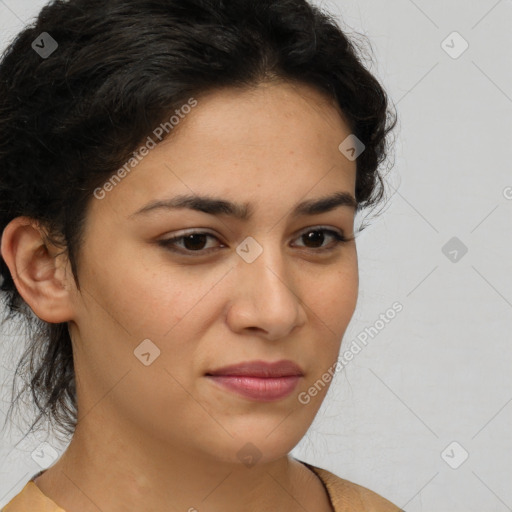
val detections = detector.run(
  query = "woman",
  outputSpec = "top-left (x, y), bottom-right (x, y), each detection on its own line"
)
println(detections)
top-left (0, 0), bottom-right (400, 510)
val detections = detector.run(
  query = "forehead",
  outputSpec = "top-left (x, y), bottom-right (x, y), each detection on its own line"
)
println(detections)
top-left (89, 81), bottom-right (357, 223)
top-left (181, 80), bottom-right (352, 148)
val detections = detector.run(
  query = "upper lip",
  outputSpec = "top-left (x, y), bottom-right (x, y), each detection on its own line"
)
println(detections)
top-left (206, 360), bottom-right (304, 378)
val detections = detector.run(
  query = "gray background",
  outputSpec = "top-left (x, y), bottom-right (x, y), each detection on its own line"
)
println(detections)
top-left (1, 1), bottom-right (511, 510)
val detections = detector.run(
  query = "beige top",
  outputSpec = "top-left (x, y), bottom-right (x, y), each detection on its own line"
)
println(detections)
top-left (304, 462), bottom-right (403, 511)
top-left (1, 461), bottom-right (403, 512)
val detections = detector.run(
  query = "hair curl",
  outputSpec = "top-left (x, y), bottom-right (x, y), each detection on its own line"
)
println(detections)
top-left (0, 0), bottom-right (397, 442)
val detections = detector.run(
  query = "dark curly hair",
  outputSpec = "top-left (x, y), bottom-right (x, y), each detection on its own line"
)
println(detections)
top-left (0, 0), bottom-right (397, 442)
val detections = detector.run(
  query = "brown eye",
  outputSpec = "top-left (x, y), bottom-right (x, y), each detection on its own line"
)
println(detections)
top-left (158, 231), bottom-right (222, 255)
top-left (178, 233), bottom-right (210, 251)
top-left (293, 228), bottom-right (348, 251)
top-left (301, 230), bottom-right (326, 248)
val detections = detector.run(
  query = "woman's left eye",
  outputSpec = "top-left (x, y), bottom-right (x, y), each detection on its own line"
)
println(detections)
top-left (158, 227), bottom-right (349, 256)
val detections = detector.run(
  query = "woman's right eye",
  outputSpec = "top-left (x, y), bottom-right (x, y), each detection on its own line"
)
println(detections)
top-left (158, 231), bottom-right (222, 256)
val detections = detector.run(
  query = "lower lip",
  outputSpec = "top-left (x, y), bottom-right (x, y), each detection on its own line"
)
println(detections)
top-left (206, 375), bottom-right (302, 401)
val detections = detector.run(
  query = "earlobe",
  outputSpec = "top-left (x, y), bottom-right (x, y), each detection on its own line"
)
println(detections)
top-left (0, 216), bottom-right (76, 323)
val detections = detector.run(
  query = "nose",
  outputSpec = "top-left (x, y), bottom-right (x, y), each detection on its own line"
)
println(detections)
top-left (225, 241), bottom-right (307, 341)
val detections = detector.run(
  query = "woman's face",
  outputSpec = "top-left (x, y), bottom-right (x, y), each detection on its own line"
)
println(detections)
top-left (68, 81), bottom-right (358, 465)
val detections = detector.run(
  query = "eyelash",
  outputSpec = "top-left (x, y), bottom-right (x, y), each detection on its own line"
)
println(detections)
top-left (158, 227), bottom-right (350, 257)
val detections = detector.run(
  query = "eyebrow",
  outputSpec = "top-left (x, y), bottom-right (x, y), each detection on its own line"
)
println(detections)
top-left (130, 191), bottom-right (358, 220)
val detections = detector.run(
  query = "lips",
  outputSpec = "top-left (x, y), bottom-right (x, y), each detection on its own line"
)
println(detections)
top-left (205, 359), bottom-right (304, 378)
top-left (205, 360), bottom-right (304, 402)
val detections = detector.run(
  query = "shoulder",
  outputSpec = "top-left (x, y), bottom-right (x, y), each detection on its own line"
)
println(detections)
top-left (1, 480), bottom-right (65, 512)
top-left (301, 461), bottom-right (404, 512)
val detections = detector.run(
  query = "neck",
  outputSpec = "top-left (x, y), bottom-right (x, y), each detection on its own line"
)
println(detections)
top-left (32, 415), bottom-right (328, 512)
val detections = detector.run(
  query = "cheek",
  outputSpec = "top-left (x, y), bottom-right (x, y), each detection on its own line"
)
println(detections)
top-left (308, 259), bottom-right (358, 325)
top-left (76, 256), bottom-right (224, 384)
top-left (78, 247), bottom-right (181, 337)
top-left (304, 260), bottom-right (359, 367)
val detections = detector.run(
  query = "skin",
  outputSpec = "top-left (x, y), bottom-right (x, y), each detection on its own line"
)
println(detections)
top-left (1, 80), bottom-right (358, 512)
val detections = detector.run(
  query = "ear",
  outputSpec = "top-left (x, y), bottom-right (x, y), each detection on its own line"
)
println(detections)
top-left (1, 217), bottom-right (76, 323)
